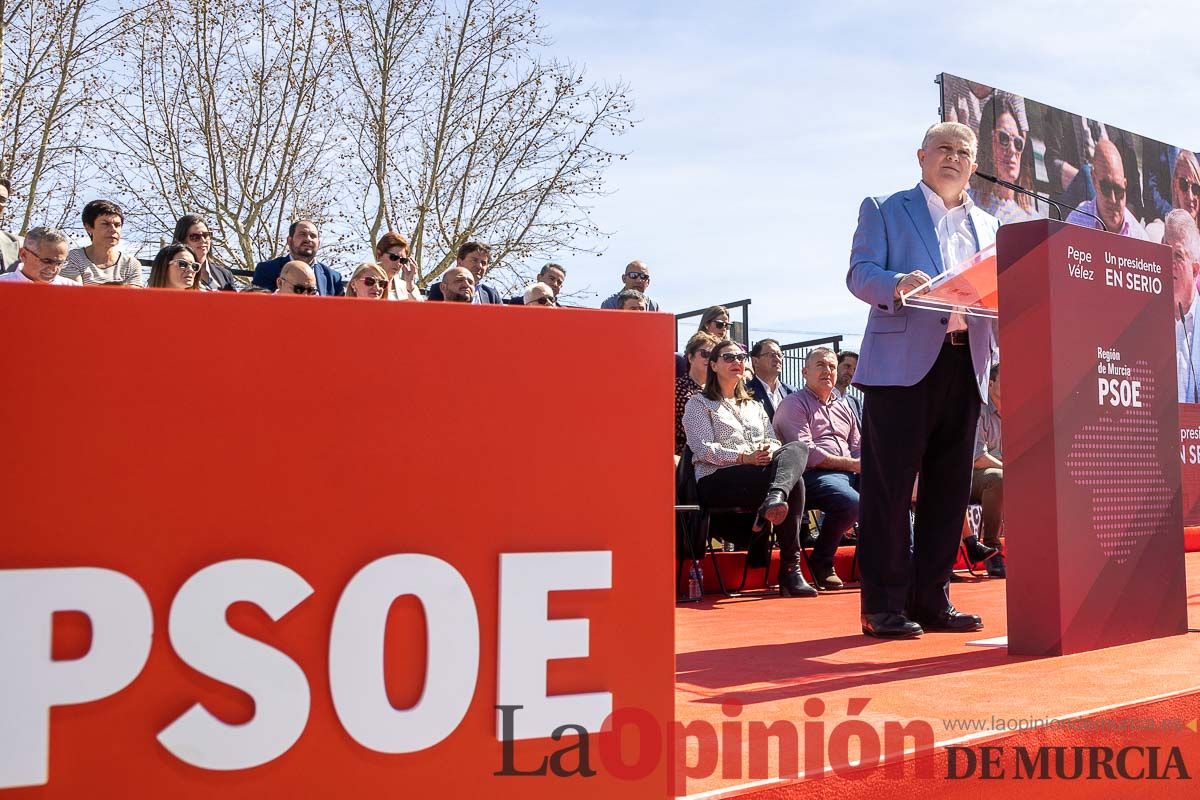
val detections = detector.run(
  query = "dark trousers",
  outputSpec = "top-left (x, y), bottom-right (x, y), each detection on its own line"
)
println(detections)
top-left (858, 344), bottom-right (982, 616)
top-left (697, 441), bottom-right (808, 570)
top-left (803, 469), bottom-right (860, 571)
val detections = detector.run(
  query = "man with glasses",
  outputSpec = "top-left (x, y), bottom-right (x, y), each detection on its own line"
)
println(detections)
top-left (747, 339), bottom-right (794, 421)
top-left (1066, 139), bottom-right (1148, 240)
top-left (253, 219), bottom-right (345, 295)
top-left (274, 260), bottom-right (319, 295)
top-left (522, 282), bottom-right (556, 306)
top-left (600, 260), bottom-right (660, 311)
top-left (0, 227), bottom-right (80, 285)
top-left (0, 178), bottom-right (22, 274)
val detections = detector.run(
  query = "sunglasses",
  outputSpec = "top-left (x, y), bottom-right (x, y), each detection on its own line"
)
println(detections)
top-left (187, 231), bottom-right (213, 241)
top-left (715, 351), bottom-right (749, 363)
top-left (709, 320), bottom-right (730, 330)
top-left (286, 281), bottom-right (318, 295)
top-left (625, 271), bottom-right (650, 280)
top-left (1098, 179), bottom-right (1126, 201)
top-left (532, 296), bottom-right (555, 305)
top-left (358, 276), bottom-right (387, 289)
top-left (1179, 177), bottom-right (1200, 198)
top-left (995, 130), bottom-right (1024, 153)
top-left (384, 252), bottom-right (411, 264)
top-left (172, 259), bottom-right (198, 272)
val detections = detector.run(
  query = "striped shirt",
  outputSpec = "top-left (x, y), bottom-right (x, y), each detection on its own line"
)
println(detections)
top-left (61, 248), bottom-right (143, 286)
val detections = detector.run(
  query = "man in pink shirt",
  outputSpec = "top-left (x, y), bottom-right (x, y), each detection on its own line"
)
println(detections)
top-left (773, 347), bottom-right (861, 590)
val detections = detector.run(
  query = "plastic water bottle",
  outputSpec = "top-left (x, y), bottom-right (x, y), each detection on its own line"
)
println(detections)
top-left (687, 563), bottom-right (703, 601)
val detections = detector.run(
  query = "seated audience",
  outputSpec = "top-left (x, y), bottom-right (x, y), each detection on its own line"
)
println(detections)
top-left (426, 241), bottom-right (502, 303)
top-left (616, 288), bottom-right (647, 310)
top-left (677, 305), bottom-right (734, 377)
top-left (971, 363), bottom-right (1005, 577)
top-left (523, 282), bottom-right (556, 305)
top-left (60, 199), bottom-right (143, 286)
top-left (835, 350), bottom-right (863, 423)
top-left (147, 243), bottom-right (200, 289)
top-left (1172, 151), bottom-right (1200, 228)
top-left (0, 178), bottom-right (22, 273)
top-left (439, 265), bottom-right (476, 302)
top-left (600, 260), bottom-right (660, 310)
top-left (510, 263), bottom-right (566, 304)
top-left (375, 231), bottom-right (421, 301)
top-left (747, 338), bottom-right (793, 420)
top-left (253, 219), bottom-right (345, 296)
top-left (1170, 209), bottom-right (1200, 403)
top-left (1065, 139), bottom-right (1148, 240)
top-left (773, 347), bottom-right (860, 590)
top-left (0, 226), bottom-right (79, 285)
top-left (675, 332), bottom-right (719, 457)
top-left (683, 339), bottom-right (816, 598)
top-left (274, 260), bottom-right (319, 294)
top-left (346, 263), bottom-right (389, 298)
top-left (174, 214), bottom-right (236, 291)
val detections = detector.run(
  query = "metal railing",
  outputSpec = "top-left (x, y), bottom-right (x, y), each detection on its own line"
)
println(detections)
top-left (778, 335), bottom-right (843, 389)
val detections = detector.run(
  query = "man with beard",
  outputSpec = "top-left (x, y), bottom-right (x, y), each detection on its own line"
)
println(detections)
top-left (252, 219), bottom-right (345, 295)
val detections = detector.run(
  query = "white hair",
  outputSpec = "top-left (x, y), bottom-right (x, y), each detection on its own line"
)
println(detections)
top-left (922, 121), bottom-right (978, 160)
top-left (1165, 208), bottom-right (1200, 262)
top-left (523, 281), bottom-right (553, 303)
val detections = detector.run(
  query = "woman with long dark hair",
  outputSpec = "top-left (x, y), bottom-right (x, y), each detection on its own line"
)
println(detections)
top-left (147, 242), bottom-right (199, 289)
top-left (682, 339), bottom-right (815, 597)
top-left (173, 214), bottom-right (237, 291)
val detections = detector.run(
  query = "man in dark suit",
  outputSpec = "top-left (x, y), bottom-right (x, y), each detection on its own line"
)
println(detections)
top-left (847, 121), bottom-right (999, 639)
top-left (252, 219), bottom-right (344, 296)
top-left (426, 241), bottom-right (504, 303)
top-left (746, 338), bottom-right (794, 420)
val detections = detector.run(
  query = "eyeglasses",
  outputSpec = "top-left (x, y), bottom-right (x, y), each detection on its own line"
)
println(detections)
top-left (23, 249), bottom-right (66, 268)
top-left (383, 252), bottom-right (411, 264)
top-left (756, 352), bottom-right (783, 360)
top-left (995, 130), bottom-right (1024, 153)
top-left (709, 320), bottom-right (730, 330)
top-left (532, 296), bottom-right (555, 305)
top-left (172, 259), bottom-right (199, 272)
top-left (358, 276), bottom-right (387, 289)
top-left (716, 352), bottom-right (749, 363)
top-left (187, 231), bottom-right (212, 241)
top-left (1178, 177), bottom-right (1200, 198)
top-left (1098, 179), bottom-right (1126, 201)
top-left (282, 278), bottom-right (318, 294)
top-left (624, 271), bottom-right (649, 280)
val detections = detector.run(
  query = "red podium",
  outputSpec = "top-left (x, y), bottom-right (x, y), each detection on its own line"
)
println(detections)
top-left (997, 219), bottom-right (1188, 656)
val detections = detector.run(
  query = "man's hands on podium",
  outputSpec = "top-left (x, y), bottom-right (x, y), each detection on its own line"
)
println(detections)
top-left (894, 270), bottom-right (932, 302)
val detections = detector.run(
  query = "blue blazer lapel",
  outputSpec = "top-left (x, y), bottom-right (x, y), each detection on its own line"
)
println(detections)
top-left (903, 185), bottom-right (944, 274)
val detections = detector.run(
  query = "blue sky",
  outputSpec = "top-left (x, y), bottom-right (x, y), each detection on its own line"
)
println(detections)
top-left (534, 0), bottom-right (1197, 348)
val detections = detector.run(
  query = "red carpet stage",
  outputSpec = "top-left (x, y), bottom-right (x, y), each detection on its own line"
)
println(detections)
top-left (674, 551), bottom-right (1200, 798)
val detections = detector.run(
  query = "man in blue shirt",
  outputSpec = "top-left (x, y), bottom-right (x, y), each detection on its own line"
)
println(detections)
top-left (252, 219), bottom-right (344, 296)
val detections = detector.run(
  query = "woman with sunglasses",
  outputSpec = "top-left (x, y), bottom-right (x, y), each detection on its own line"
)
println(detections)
top-left (173, 214), bottom-right (237, 291)
top-left (676, 305), bottom-right (732, 377)
top-left (676, 332), bottom-right (719, 459)
top-left (682, 339), bottom-right (816, 597)
top-left (374, 231), bottom-right (422, 301)
top-left (1170, 151), bottom-right (1200, 227)
top-left (973, 97), bottom-right (1037, 224)
top-left (147, 243), bottom-right (200, 290)
top-left (346, 263), bottom-right (390, 299)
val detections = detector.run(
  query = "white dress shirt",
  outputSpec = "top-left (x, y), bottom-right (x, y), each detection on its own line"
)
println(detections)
top-left (918, 180), bottom-right (978, 333)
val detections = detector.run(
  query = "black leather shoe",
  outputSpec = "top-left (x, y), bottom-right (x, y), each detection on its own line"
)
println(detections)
top-left (780, 570), bottom-right (818, 597)
top-left (755, 489), bottom-right (789, 530)
top-left (986, 553), bottom-right (1006, 578)
top-left (913, 607), bottom-right (984, 632)
top-left (964, 535), bottom-right (998, 564)
top-left (861, 612), bottom-right (923, 638)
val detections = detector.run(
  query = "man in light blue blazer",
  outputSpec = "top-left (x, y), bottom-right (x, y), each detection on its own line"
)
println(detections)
top-left (847, 121), bottom-right (1000, 639)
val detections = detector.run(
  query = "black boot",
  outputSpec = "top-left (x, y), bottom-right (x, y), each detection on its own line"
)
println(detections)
top-left (964, 535), bottom-right (998, 564)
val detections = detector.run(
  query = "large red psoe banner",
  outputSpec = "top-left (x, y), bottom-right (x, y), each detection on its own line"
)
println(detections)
top-left (0, 285), bottom-right (674, 798)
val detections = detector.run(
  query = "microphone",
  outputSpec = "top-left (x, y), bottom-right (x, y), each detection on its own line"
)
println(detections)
top-left (975, 171), bottom-right (1109, 233)
top-left (1179, 302), bottom-right (1200, 404)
